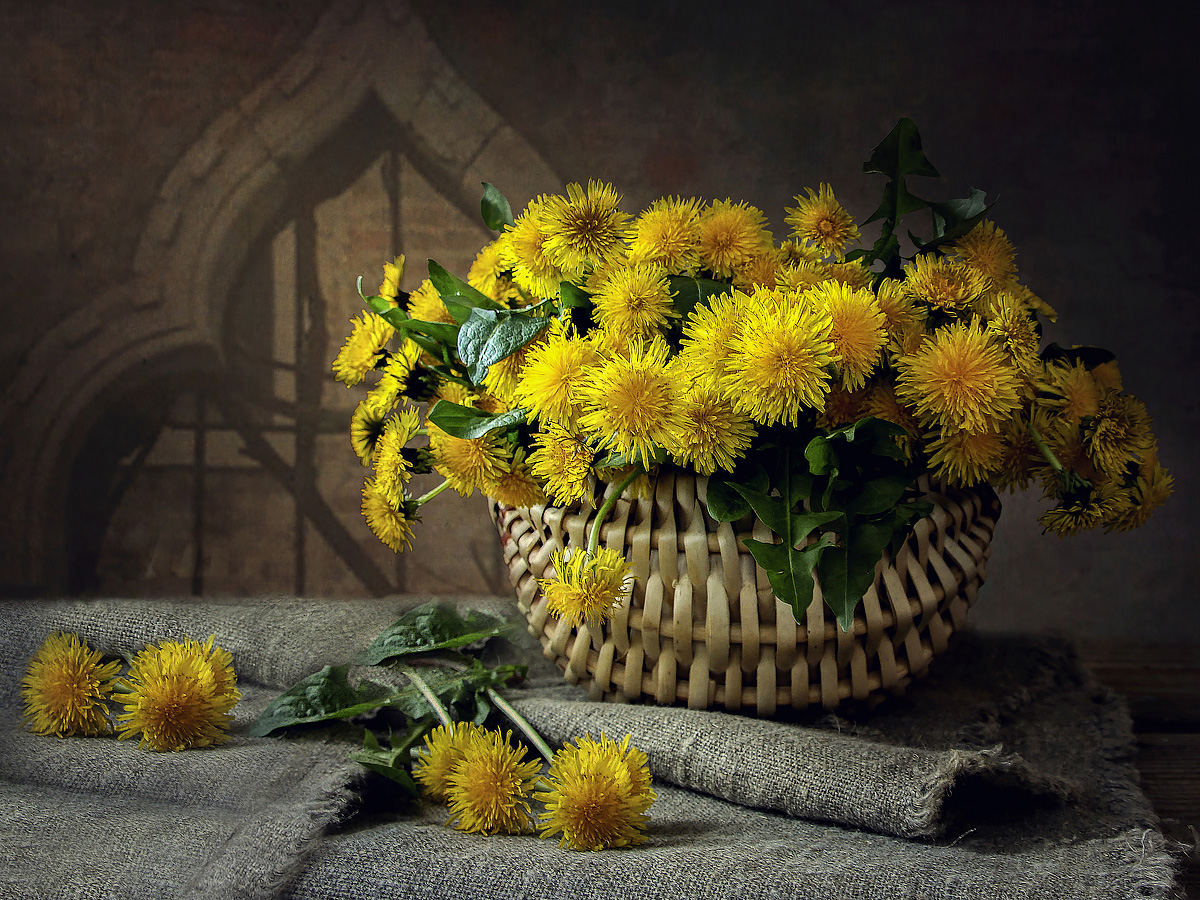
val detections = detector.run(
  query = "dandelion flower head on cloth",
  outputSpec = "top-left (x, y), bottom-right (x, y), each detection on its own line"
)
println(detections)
top-left (115, 636), bottom-right (240, 752)
top-left (444, 728), bottom-right (542, 835)
top-left (536, 733), bottom-right (656, 851)
top-left (21, 632), bottom-right (121, 737)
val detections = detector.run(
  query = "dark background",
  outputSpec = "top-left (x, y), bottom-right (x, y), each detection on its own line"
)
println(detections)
top-left (1, 0), bottom-right (1196, 644)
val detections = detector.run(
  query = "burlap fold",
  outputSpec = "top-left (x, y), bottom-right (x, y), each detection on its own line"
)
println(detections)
top-left (0, 597), bottom-right (1181, 900)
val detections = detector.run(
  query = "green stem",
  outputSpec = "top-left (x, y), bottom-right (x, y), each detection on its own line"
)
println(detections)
top-left (415, 478), bottom-right (452, 506)
top-left (485, 686), bottom-right (555, 762)
top-left (587, 467), bottom-right (643, 557)
top-left (1027, 417), bottom-right (1064, 474)
top-left (396, 662), bottom-right (452, 726)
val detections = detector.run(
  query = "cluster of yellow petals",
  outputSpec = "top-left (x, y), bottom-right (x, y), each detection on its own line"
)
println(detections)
top-left (344, 184), bottom-right (1169, 560)
top-left (22, 633), bottom-right (240, 751)
top-left (413, 723), bottom-right (656, 851)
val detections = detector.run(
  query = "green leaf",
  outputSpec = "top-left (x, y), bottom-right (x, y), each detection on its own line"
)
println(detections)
top-left (428, 260), bottom-right (504, 323)
top-left (926, 187), bottom-right (994, 245)
top-left (863, 178), bottom-right (930, 226)
top-left (804, 435), bottom-right (838, 476)
top-left (350, 728), bottom-right (423, 796)
top-left (818, 517), bottom-right (904, 632)
top-left (668, 274), bottom-right (733, 319)
top-left (480, 183), bottom-right (514, 232)
top-left (862, 117), bottom-right (940, 180)
top-left (247, 665), bottom-right (389, 737)
top-left (357, 602), bottom-right (514, 665)
top-left (742, 536), bottom-right (832, 623)
top-left (427, 401), bottom-right (527, 439)
top-left (392, 315), bottom-right (460, 347)
top-left (841, 475), bottom-right (913, 518)
top-left (457, 308), bottom-right (550, 383)
top-left (558, 281), bottom-right (592, 309)
top-left (1038, 342), bottom-right (1117, 369)
top-left (704, 472), bottom-right (752, 522)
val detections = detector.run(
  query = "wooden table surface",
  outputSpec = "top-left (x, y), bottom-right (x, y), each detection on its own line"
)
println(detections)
top-left (1077, 641), bottom-right (1199, 898)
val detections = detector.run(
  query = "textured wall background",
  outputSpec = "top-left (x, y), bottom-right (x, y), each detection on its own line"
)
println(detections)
top-left (1, 0), bottom-right (1196, 644)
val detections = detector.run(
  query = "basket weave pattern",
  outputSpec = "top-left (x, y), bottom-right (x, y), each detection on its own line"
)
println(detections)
top-left (492, 471), bottom-right (1001, 715)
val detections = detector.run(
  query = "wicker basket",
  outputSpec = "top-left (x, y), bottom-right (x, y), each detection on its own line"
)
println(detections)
top-left (491, 470), bottom-right (1001, 715)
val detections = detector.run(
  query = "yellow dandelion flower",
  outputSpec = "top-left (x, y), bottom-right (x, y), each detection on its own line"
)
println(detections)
top-left (332, 311), bottom-right (395, 387)
top-left (895, 321), bottom-right (1022, 434)
top-left (1083, 391), bottom-right (1155, 476)
top-left (1105, 463), bottom-right (1173, 533)
top-left (591, 262), bottom-right (678, 341)
top-left (541, 180), bottom-right (630, 278)
top-left (427, 421), bottom-right (513, 497)
top-left (721, 286), bottom-right (837, 425)
top-left (1034, 416), bottom-right (1100, 492)
top-left (732, 246), bottom-right (787, 292)
top-left (676, 288), bottom-right (743, 389)
top-left (350, 393), bottom-right (392, 467)
top-left (406, 278), bottom-right (455, 325)
top-left (626, 195), bottom-right (702, 272)
top-left (528, 424), bottom-right (596, 506)
top-left (926, 427), bottom-right (1006, 487)
top-left (433, 379), bottom-right (481, 410)
top-left (594, 464), bottom-right (657, 501)
top-left (983, 291), bottom-right (1042, 383)
top-left (474, 389), bottom-right (509, 416)
top-left (779, 239), bottom-right (825, 266)
top-left (1041, 361), bottom-right (1102, 425)
top-left (816, 385), bottom-right (868, 431)
top-left (992, 417), bottom-right (1042, 493)
top-left (541, 547), bottom-right (633, 628)
top-left (696, 199), bottom-right (773, 279)
top-left (21, 632), bottom-right (121, 737)
top-left (185, 635), bottom-right (240, 703)
top-left (482, 339), bottom-right (540, 408)
top-left (467, 239), bottom-right (511, 304)
top-left (514, 319), bottom-right (602, 430)
top-left (499, 204), bottom-right (567, 300)
top-left (1014, 283), bottom-right (1057, 323)
top-left (902, 254), bottom-right (990, 317)
top-left (807, 281), bottom-right (888, 391)
top-left (874, 277), bottom-right (927, 357)
top-left (361, 477), bottom-right (416, 552)
top-left (413, 721), bottom-right (485, 802)
top-left (862, 381), bottom-right (921, 458)
top-left (1091, 358), bottom-right (1123, 393)
top-left (775, 259), bottom-right (831, 294)
top-left (785, 183), bottom-right (861, 261)
top-left (373, 404), bottom-right (422, 504)
top-left (378, 254), bottom-right (406, 303)
top-left (369, 339), bottom-right (427, 408)
top-left (1038, 482), bottom-right (1128, 537)
top-left (484, 447), bottom-right (550, 508)
top-left (665, 379), bottom-right (756, 475)
top-left (949, 220), bottom-right (1016, 285)
top-left (115, 638), bottom-right (238, 751)
top-left (577, 335), bottom-right (687, 467)
top-left (445, 728), bottom-right (542, 836)
top-left (823, 258), bottom-right (874, 291)
top-left (536, 733), bottom-right (656, 851)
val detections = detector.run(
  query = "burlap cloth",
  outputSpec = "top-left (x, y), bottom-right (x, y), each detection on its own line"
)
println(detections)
top-left (0, 596), bottom-right (1181, 899)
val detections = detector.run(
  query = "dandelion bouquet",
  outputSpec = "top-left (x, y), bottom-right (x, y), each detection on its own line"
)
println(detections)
top-left (334, 118), bottom-right (1170, 634)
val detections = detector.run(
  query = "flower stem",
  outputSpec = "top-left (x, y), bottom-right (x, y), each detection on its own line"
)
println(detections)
top-left (415, 478), bottom-right (452, 506)
top-left (486, 686), bottom-right (555, 762)
top-left (1027, 417), bottom-right (1064, 474)
top-left (587, 467), bottom-right (642, 557)
top-left (396, 662), bottom-right (452, 726)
